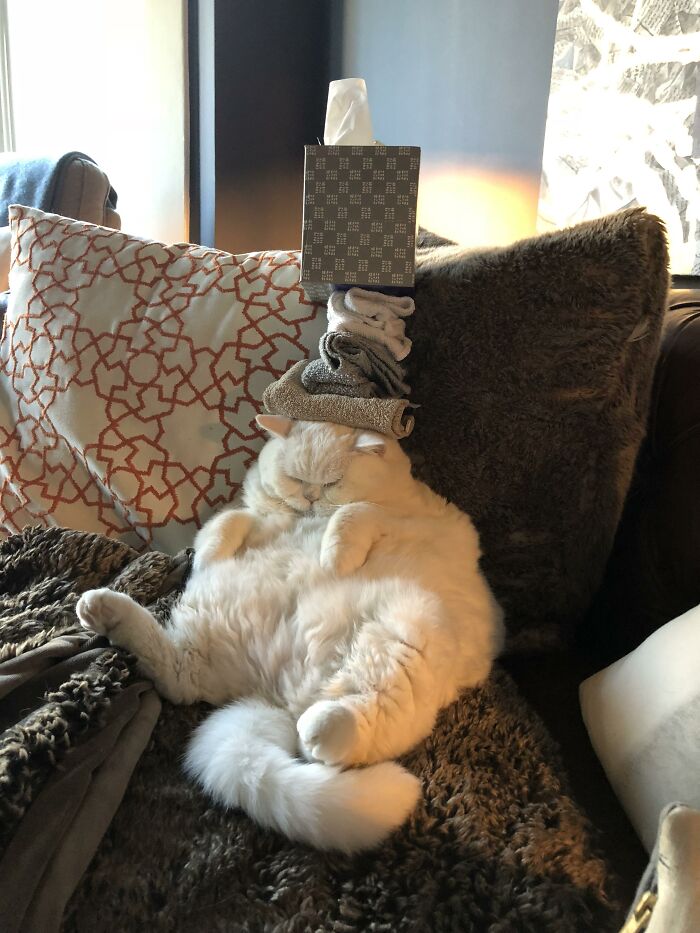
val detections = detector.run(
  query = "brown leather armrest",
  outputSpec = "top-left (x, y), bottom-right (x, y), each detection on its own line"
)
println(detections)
top-left (52, 157), bottom-right (121, 229)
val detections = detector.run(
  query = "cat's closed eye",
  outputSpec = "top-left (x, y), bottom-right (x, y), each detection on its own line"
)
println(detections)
top-left (286, 474), bottom-right (339, 489)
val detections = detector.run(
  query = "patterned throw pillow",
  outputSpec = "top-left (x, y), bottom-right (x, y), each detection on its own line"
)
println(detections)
top-left (0, 206), bottom-right (325, 552)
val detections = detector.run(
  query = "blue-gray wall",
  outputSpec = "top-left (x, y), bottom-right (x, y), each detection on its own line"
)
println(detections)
top-left (341, 0), bottom-right (558, 176)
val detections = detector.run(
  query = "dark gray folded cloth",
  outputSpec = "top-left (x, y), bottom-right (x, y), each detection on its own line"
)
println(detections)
top-left (301, 331), bottom-right (410, 398)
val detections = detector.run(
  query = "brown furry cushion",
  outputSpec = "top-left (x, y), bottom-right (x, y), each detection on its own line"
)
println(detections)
top-left (409, 210), bottom-right (669, 651)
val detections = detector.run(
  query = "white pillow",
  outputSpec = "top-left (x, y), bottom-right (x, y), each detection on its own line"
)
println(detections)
top-left (580, 603), bottom-right (700, 852)
top-left (0, 205), bottom-right (325, 552)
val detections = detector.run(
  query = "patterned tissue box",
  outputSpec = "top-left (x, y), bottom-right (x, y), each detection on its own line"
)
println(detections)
top-left (300, 145), bottom-right (420, 296)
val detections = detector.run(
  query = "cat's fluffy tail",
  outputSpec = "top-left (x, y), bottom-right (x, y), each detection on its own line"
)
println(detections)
top-left (183, 698), bottom-right (421, 854)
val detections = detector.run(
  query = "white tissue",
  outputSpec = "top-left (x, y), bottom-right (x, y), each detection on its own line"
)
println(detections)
top-left (324, 78), bottom-right (375, 146)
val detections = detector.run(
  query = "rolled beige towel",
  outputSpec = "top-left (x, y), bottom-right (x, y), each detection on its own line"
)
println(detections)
top-left (263, 360), bottom-right (415, 439)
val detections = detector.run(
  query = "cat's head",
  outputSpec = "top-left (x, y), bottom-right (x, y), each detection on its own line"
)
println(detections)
top-left (253, 416), bottom-right (409, 513)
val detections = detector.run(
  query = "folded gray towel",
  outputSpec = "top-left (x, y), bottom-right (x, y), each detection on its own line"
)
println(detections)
top-left (301, 331), bottom-right (410, 399)
top-left (263, 360), bottom-right (415, 439)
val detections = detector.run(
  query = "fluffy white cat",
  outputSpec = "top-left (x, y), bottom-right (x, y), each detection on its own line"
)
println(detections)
top-left (77, 417), bottom-right (503, 853)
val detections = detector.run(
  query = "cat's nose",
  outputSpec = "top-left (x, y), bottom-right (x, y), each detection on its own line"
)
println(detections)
top-left (303, 484), bottom-right (320, 502)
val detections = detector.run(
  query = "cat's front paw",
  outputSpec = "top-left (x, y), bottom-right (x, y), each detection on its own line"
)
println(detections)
top-left (297, 700), bottom-right (361, 766)
top-left (76, 588), bottom-right (132, 637)
top-left (320, 538), bottom-right (368, 576)
top-left (193, 510), bottom-right (254, 571)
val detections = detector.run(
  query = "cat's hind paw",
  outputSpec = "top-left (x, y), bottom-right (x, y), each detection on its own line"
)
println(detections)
top-left (76, 588), bottom-right (135, 637)
top-left (297, 700), bottom-right (361, 766)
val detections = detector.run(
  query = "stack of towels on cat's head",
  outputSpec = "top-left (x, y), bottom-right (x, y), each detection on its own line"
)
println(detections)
top-left (263, 287), bottom-right (416, 440)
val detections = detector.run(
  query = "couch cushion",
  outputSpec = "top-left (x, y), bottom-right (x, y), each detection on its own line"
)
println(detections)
top-left (0, 206), bottom-right (325, 552)
top-left (589, 298), bottom-right (700, 659)
top-left (409, 209), bottom-right (669, 650)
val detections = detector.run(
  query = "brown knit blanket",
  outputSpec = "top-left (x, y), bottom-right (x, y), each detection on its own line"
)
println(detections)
top-left (0, 527), bottom-right (621, 931)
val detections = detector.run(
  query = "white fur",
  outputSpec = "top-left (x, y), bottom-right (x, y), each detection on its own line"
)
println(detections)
top-left (77, 420), bottom-right (503, 853)
top-left (182, 699), bottom-right (421, 854)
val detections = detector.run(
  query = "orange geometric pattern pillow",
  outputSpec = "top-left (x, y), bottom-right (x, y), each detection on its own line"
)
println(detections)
top-left (0, 206), bottom-right (325, 551)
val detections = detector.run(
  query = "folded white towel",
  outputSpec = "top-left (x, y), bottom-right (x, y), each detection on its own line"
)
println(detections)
top-left (326, 289), bottom-right (413, 361)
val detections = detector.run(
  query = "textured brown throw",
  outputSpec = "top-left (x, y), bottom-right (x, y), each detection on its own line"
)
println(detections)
top-left (0, 527), bottom-right (187, 933)
top-left (0, 527), bottom-right (620, 931)
top-left (409, 209), bottom-right (669, 651)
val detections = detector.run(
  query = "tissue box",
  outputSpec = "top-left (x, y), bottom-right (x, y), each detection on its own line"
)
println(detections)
top-left (300, 145), bottom-right (420, 294)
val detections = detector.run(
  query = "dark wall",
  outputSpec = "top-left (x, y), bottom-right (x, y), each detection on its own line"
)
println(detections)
top-left (210, 0), bottom-right (335, 254)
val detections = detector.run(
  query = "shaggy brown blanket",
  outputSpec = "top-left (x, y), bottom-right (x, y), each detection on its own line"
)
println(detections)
top-left (0, 527), bottom-right (621, 931)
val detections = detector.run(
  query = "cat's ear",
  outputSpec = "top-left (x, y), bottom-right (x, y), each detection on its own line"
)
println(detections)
top-left (354, 432), bottom-right (386, 457)
top-left (256, 414), bottom-right (294, 438)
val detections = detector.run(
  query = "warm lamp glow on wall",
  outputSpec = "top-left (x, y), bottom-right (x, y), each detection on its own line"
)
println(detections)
top-left (417, 161), bottom-right (540, 248)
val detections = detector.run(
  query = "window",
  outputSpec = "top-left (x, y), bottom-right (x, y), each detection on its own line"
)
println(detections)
top-left (3, 0), bottom-right (188, 243)
top-left (539, 0), bottom-right (700, 275)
